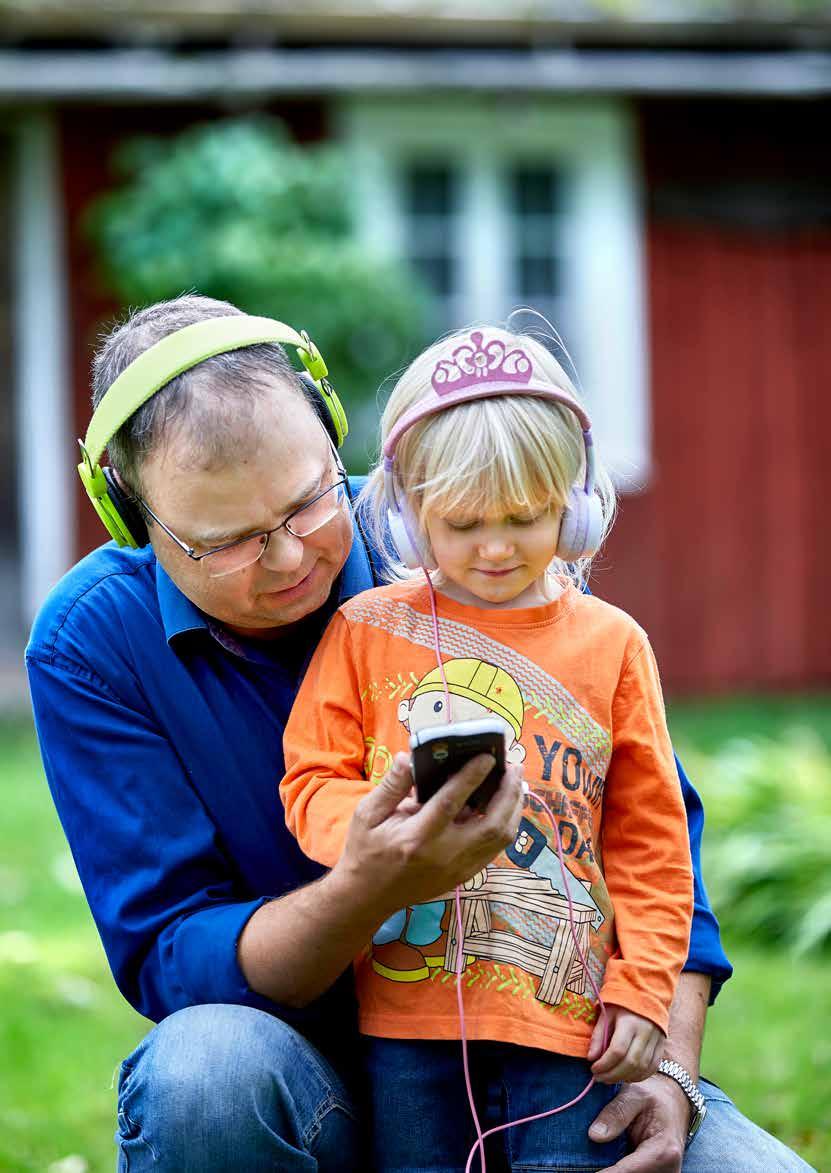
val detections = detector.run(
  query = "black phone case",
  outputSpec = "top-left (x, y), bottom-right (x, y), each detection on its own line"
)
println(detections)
top-left (412, 728), bottom-right (506, 811)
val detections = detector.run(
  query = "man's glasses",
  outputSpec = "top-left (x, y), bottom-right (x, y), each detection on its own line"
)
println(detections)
top-left (138, 471), bottom-right (349, 579)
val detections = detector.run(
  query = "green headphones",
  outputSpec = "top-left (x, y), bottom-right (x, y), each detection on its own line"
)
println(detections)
top-left (77, 315), bottom-right (348, 549)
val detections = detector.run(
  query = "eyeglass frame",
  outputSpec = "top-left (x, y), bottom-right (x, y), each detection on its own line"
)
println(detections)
top-left (135, 449), bottom-right (350, 573)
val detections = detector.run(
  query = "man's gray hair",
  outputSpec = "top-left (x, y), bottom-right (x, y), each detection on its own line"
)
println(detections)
top-left (91, 293), bottom-right (310, 493)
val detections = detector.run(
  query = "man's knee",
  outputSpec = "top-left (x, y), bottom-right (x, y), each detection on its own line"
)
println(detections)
top-left (683, 1081), bottom-right (816, 1173)
top-left (118, 1003), bottom-right (360, 1170)
top-left (125, 1004), bottom-right (303, 1114)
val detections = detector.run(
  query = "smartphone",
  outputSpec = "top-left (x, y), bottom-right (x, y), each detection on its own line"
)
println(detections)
top-left (410, 718), bottom-right (506, 811)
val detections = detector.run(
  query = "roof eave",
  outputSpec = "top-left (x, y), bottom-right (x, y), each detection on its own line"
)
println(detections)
top-left (1, 47), bottom-right (829, 103)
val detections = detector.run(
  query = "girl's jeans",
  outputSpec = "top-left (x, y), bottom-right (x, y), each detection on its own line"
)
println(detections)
top-left (363, 1036), bottom-right (626, 1171)
top-left (115, 1003), bottom-right (816, 1172)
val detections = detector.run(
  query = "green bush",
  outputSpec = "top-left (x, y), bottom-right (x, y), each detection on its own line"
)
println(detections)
top-left (677, 720), bottom-right (831, 955)
top-left (85, 116), bottom-right (434, 470)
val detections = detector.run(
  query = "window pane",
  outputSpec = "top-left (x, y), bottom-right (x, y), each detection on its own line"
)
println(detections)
top-left (518, 254), bottom-right (558, 298)
top-left (412, 254), bottom-right (454, 298)
top-left (509, 164), bottom-right (563, 306)
top-left (512, 167), bottom-right (561, 216)
top-left (403, 163), bottom-right (459, 314)
top-left (407, 165), bottom-right (454, 217)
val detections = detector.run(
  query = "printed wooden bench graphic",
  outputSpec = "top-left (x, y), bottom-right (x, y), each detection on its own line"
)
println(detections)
top-left (442, 867), bottom-right (596, 1007)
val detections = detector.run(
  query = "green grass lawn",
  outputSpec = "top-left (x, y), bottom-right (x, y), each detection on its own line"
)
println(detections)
top-left (701, 938), bottom-right (830, 1172)
top-left (0, 720), bottom-right (147, 1173)
top-left (0, 700), bottom-right (829, 1171)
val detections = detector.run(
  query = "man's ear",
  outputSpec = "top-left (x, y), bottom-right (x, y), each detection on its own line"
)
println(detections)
top-left (398, 700), bottom-right (411, 729)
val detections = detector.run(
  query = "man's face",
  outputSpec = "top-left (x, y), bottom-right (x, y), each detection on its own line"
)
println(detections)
top-left (140, 389), bottom-right (353, 636)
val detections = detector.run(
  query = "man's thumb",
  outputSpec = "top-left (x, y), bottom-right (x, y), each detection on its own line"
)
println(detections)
top-left (588, 1086), bottom-right (639, 1142)
top-left (365, 753), bottom-right (412, 820)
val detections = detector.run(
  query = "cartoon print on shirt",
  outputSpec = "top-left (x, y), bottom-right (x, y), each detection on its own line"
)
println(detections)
top-left (370, 658), bottom-right (604, 1004)
top-left (396, 658), bottom-right (527, 766)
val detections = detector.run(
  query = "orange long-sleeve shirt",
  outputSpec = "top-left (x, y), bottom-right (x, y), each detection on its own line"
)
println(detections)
top-left (281, 578), bottom-right (692, 1057)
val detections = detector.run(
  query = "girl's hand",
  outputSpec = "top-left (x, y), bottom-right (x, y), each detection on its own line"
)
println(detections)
top-left (588, 1004), bottom-right (665, 1084)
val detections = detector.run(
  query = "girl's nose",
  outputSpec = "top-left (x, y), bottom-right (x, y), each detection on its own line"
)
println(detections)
top-left (478, 534), bottom-right (515, 561)
top-left (259, 527), bottom-right (305, 573)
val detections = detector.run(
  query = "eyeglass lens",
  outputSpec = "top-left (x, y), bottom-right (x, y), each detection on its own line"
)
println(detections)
top-left (206, 480), bottom-right (346, 578)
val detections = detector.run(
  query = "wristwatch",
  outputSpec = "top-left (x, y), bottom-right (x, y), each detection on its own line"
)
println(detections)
top-left (657, 1059), bottom-right (707, 1146)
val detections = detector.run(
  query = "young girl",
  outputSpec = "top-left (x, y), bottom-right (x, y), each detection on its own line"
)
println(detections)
top-left (280, 324), bottom-right (693, 1171)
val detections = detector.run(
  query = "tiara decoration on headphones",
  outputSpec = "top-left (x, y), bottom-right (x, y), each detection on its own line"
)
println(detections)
top-left (431, 331), bottom-right (533, 396)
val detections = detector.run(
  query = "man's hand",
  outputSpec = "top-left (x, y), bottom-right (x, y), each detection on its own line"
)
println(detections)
top-left (589, 1004), bottom-right (665, 1084)
top-left (587, 1072), bottom-right (691, 1172)
top-left (241, 751), bottom-right (522, 1008)
top-left (584, 971), bottom-right (710, 1172)
top-left (334, 751), bottom-right (524, 915)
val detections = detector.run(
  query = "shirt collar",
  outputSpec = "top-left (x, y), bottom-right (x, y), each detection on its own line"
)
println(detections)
top-left (338, 509), bottom-right (376, 604)
top-left (157, 560), bottom-right (208, 646)
top-left (158, 511), bottom-right (377, 653)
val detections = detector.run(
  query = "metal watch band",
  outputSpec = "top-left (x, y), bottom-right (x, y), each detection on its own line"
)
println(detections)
top-left (657, 1059), bottom-right (708, 1145)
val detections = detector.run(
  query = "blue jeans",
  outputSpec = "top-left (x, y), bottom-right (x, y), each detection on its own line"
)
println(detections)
top-left (687, 1079), bottom-right (815, 1173)
top-left (364, 1037), bottom-right (626, 1171)
top-left (115, 1004), bottom-right (361, 1171)
top-left (115, 1004), bottom-right (816, 1172)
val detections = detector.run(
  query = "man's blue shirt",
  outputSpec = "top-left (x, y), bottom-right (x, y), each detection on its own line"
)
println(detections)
top-left (26, 509), bottom-right (732, 1037)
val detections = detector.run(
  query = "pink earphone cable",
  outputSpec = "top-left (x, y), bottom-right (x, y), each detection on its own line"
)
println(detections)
top-left (424, 568), bottom-right (453, 721)
top-left (422, 569), bottom-right (609, 1173)
top-left (457, 788), bottom-right (610, 1172)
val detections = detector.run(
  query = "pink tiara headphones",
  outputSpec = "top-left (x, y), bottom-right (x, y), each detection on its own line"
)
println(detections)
top-left (382, 330), bottom-right (603, 570)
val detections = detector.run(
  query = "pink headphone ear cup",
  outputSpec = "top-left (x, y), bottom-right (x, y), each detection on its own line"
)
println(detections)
top-left (557, 490), bottom-right (603, 561)
top-left (387, 506), bottom-right (437, 571)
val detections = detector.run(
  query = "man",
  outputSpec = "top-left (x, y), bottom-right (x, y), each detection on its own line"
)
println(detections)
top-left (27, 295), bottom-right (812, 1172)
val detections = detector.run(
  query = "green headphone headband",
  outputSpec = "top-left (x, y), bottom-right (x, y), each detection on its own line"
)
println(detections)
top-left (80, 314), bottom-right (342, 469)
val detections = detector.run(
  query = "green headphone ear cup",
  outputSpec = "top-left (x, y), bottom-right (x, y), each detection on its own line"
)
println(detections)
top-left (77, 458), bottom-right (146, 548)
top-left (297, 372), bottom-right (347, 447)
top-left (325, 385), bottom-right (349, 447)
top-left (96, 492), bottom-right (140, 549)
top-left (101, 467), bottom-right (149, 547)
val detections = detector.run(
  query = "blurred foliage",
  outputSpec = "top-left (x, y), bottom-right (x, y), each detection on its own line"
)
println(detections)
top-left (670, 700), bottom-right (831, 956)
top-left (85, 116), bottom-right (434, 469)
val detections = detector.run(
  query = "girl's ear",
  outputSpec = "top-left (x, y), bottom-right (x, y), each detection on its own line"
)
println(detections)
top-left (557, 488), bottom-right (603, 561)
top-left (387, 501), bottom-right (437, 571)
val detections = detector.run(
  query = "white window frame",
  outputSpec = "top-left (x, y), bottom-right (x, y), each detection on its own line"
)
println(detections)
top-left (339, 95), bottom-right (650, 488)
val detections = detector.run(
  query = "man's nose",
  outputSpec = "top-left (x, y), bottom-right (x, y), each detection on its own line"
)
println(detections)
top-left (259, 527), bottom-right (305, 572)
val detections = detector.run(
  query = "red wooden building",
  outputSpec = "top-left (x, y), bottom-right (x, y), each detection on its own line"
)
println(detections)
top-left (1, 3), bottom-right (830, 696)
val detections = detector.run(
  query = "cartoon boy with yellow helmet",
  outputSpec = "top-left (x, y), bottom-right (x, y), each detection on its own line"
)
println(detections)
top-left (398, 658), bottom-right (527, 764)
top-left (371, 658), bottom-right (526, 982)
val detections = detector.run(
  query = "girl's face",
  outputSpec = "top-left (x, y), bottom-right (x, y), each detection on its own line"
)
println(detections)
top-left (424, 502), bottom-right (563, 609)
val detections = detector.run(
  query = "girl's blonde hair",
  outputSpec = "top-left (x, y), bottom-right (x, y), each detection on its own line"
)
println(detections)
top-left (359, 322), bottom-right (616, 590)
